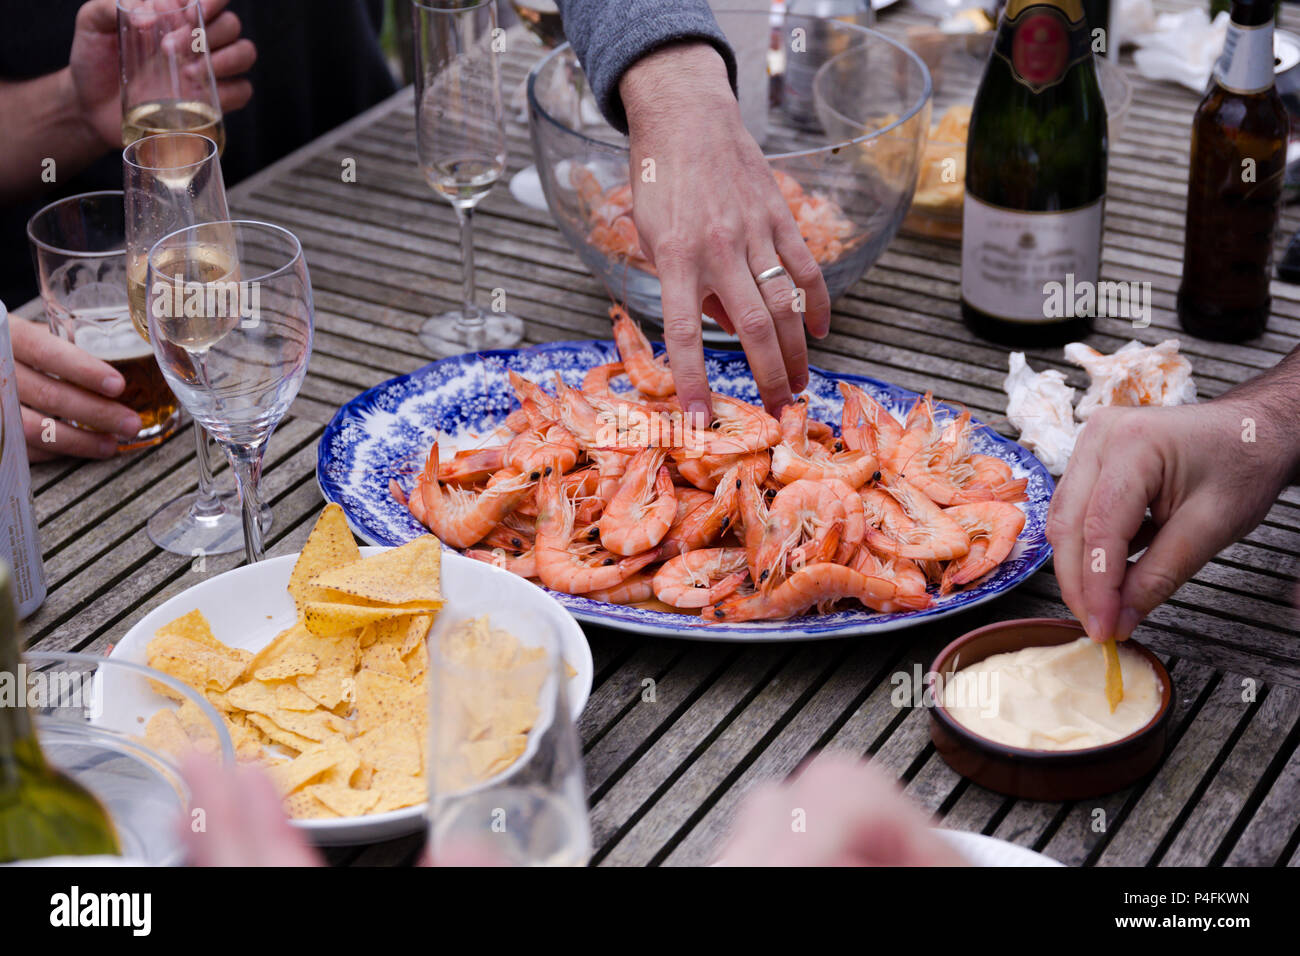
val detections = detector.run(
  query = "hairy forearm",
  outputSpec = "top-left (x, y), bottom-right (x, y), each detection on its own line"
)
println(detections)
top-left (0, 68), bottom-right (108, 205)
top-left (1218, 344), bottom-right (1300, 485)
top-left (620, 42), bottom-right (735, 135)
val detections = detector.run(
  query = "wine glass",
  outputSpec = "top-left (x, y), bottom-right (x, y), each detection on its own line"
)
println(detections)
top-left (124, 133), bottom-right (270, 556)
top-left (426, 610), bottom-right (591, 866)
top-left (412, 0), bottom-right (524, 354)
top-left (507, 0), bottom-right (563, 210)
top-left (117, 0), bottom-right (226, 153)
top-left (145, 221), bottom-right (313, 564)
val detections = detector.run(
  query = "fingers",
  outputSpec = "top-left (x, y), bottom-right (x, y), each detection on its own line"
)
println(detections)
top-left (658, 261), bottom-right (711, 426)
top-left (1115, 497), bottom-right (1224, 640)
top-left (76, 0), bottom-right (120, 34)
top-left (17, 364), bottom-right (142, 438)
top-left (772, 215), bottom-right (831, 339)
top-left (216, 77), bottom-right (254, 114)
top-left (209, 36), bottom-right (256, 79)
top-left (1077, 441), bottom-right (1163, 643)
top-left (714, 267), bottom-right (793, 415)
top-left (22, 405), bottom-right (119, 460)
top-left (180, 754), bottom-right (322, 867)
top-left (203, 10), bottom-right (244, 53)
top-left (1045, 422), bottom-right (1104, 632)
top-left (750, 245), bottom-right (809, 394)
top-left (9, 316), bottom-right (125, 396)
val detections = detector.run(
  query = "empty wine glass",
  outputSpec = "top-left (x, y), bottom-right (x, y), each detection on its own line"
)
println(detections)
top-left (412, 0), bottom-right (524, 354)
top-left (145, 221), bottom-right (313, 564)
top-left (117, 0), bottom-right (226, 152)
top-left (426, 610), bottom-right (591, 866)
top-left (124, 132), bottom-right (270, 556)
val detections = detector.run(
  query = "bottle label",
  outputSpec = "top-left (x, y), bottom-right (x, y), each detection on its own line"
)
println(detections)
top-left (1213, 22), bottom-right (1275, 95)
top-left (961, 194), bottom-right (1104, 323)
top-left (0, 309), bottom-right (47, 618)
top-left (994, 3), bottom-right (1093, 92)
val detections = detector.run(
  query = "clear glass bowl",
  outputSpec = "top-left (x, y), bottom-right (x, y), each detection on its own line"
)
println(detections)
top-left (895, 27), bottom-right (1132, 242)
top-left (21, 651), bottom-right (234, 866)
top-left (526, 13), bottom-right (933, 331)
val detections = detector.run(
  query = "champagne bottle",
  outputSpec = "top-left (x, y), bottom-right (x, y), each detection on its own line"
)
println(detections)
top-left (0, 562), bottom-right (121, 863)
top-left (1177, 0), bottom-right (1287, 341)
top-left (961, 0), bottom-right (1108, 346)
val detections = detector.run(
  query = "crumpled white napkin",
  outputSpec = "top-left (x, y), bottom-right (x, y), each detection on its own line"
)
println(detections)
top-left (1122, 0), bottom-right (1228, 92)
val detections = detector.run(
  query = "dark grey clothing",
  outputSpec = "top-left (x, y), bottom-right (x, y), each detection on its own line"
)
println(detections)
top-left (555, 0), bottom-right (738, 134)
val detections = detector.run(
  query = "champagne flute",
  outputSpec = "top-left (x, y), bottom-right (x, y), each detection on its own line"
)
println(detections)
top-left (426, 610), bottom-right (591, 866)
top-left (124, 133), bottom-right (270, 556)
top-left (412, 0), bottom-right (524, 354)
top-left (145, 221), bottom-right (313, 564)
top-left (117, 0), bottom-right (226, 153)
top-left (507, 0), bottom-right (563, 211)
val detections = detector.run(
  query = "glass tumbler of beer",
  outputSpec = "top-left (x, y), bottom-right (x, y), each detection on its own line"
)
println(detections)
top-left (26, 191), bottom-right (181, 452)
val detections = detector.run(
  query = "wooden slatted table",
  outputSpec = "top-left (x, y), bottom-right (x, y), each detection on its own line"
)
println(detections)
top-left (17, 3), bottom-right (1300, 867)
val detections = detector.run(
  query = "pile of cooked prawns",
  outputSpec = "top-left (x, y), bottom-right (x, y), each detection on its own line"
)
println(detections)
top-left (391, 307), bottom-right (1029, 623)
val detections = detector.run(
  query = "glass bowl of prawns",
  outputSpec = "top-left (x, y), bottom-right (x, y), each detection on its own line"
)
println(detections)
top-left (526, 12), bottom-right (933, 335)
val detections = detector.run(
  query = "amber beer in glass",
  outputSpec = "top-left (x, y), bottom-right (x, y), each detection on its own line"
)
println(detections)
top-left (26, 191), bottom-right (180, 451)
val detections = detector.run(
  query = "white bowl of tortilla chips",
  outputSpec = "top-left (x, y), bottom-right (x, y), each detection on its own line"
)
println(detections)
top-left (110, 505), bottom-right (593, 846)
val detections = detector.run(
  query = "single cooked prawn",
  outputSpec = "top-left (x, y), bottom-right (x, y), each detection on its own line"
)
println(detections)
top-left (653, 547), bottom-right (750, 608)
top-left (599, 447), bottom-right (677, 555)
top-left (611, 305), bottom-right (675, 397)
top-left (393, 441), bottom-right (535, 549)
top-left (939, 501), bottom-right (1026, 593)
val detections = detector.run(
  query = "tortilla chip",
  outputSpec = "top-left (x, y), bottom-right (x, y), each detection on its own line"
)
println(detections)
top-left (353, 724), bottom-right (422, 777)
top-left (283, 790), bottom-right (340, 819)
top-left (246, 712), bottom-right (316, 754)
top-left (288, 504), bottom-right (361, 615)
top-left (253, 652), bottom-right (319, 682)
top-left (267, 737), bottom-right (355, 795)
top-left (303, 600), bottom-right (438, 638)
top-left (370, 770), bottom-right (426, 813)
top-left (275, 682), bottom-right (321, 712)
top-left (309, 536), bottom-right (443, 606)
top-left (152, 609), bottom-right (227, 653)
top-left (143, 708), bottom-right (191, 759)
top-left (353, 668), bottom-right (425, 735)
top-left (305, 782), bottom-right (380, 817)
top-left (1103, 638), bottom-right (1124, 713)
top-left (296, 666), bottom-right (351, 711)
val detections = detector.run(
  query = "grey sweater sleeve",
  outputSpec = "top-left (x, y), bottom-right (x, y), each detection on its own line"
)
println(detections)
top-left (555, 0), bottom-right (739, 135)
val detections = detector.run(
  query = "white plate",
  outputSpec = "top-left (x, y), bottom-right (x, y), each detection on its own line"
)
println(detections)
top-left (111, 548), bottom-right (593, 846)
top-left (938, 830), bottom-right (1065, 867)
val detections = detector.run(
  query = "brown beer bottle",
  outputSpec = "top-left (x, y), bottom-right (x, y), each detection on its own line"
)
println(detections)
top-left (1177, 0), bottom-right (1287, 341)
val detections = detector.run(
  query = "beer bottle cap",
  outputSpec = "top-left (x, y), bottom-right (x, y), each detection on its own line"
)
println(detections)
top-left (1231, 0), bottom-right (1275, 28)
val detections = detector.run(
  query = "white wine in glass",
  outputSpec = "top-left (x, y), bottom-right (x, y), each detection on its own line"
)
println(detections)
top-left (413, 0), bottom-right (524, 354)
top-left (117, 0), bottom-right (226, 154)
top-left (124, 133), bottom-right (269, 556)
top-left (122, 99), bottom-right (226, 155)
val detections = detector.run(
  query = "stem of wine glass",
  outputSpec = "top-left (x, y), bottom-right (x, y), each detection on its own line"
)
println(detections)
top-left (225, 442), bottom-right (267, 564)
top-left (455, 206), bottom-right (484, 341)
top-left (189, 423), bottom-right (224, 517)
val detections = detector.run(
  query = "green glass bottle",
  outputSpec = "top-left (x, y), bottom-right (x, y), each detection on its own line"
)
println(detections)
top-left (0, 562), bottom-right (120, 862)
top-left (961, 0), bottom-right (1108, 346)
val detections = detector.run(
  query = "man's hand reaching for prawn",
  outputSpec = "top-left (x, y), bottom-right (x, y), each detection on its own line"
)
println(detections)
top-left (618, 42), bottom-right (832, 423)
